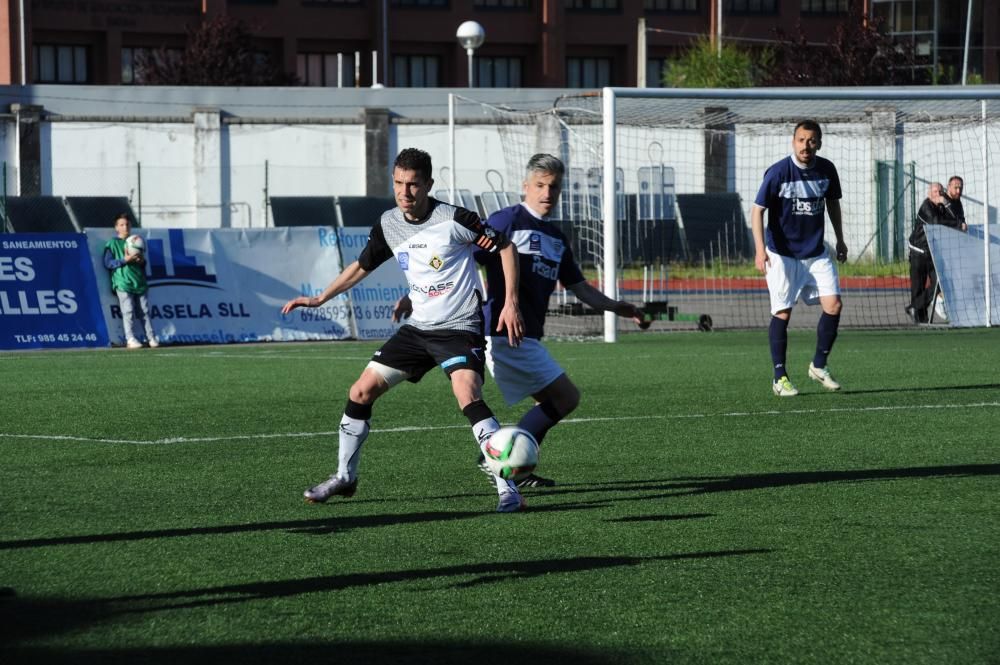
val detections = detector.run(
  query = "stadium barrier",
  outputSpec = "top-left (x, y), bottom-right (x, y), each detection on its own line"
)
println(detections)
top-left (1, 227), bottom-right (409, 350)
top-left (0, 233), bottom-right (110, 350)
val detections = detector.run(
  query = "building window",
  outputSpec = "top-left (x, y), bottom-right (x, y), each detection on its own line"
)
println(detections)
top-left (390, 0), bottom-right (448, 7)
top-left (33, 45), bottom-right (88, 83)
top-left (567, 57), bottom-right (612, 88)
top-left (297, 53), bottom-right (355, 86)
top-left (122, 47), bottom-right (182, 85)
top-left (566, 0), bottom-right (620, 9)
top-left (725, 0), bottom-right (777, 13)
top-left (646, 58), bottom-right (667, 87)
top-left (475, 0), bottom-right (530, 6)
top-left (800, 0), bottom-right (847, 13)
top-left (393, 55), bottom-right (440, 87)
top-left (645, 0), bottom-right (698, 10)
top-left (477, 56), bottom-right (522, 87)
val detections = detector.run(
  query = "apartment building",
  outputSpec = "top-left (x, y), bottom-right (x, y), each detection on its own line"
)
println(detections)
top-left (1, 0), bottom-right (995, 87)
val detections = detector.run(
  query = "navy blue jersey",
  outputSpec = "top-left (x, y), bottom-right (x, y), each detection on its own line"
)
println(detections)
top-left (481, 204), bottom-right (585, 339)
top-left (754, 155), bottom-right (842, 259)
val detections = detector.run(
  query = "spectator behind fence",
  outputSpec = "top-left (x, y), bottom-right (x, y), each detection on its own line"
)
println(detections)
top-left (102, 214), bottom-right (159, 349)
top-left (906, 182), bottom-right (967, 324)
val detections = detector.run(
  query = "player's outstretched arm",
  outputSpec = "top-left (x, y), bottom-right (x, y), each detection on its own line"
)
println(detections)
top-left (566, 281), bottom-right (646, 328)
top-left (281, 261), bottom-right (369, 314)
top-left (750, 205), bottom-right (769, 273)
top-left (826, 199), bottom-right (848, 262)
top-left (496, 243), bottom-right (524, 346)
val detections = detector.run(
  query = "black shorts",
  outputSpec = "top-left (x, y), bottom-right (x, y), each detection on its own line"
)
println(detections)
top-left (373, 325), bottom-right (487, 383)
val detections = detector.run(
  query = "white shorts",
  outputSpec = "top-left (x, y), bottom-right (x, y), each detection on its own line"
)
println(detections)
top-left (485, 337), bottom-right (565, 406)
top-left (765, 247), bottom-right (840, 314)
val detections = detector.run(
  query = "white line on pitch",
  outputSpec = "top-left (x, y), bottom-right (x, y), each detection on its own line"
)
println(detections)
top-left (2, 401), bottom-right (997, 446)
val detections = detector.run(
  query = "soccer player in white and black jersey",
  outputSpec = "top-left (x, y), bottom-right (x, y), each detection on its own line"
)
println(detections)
top-left (396, 153), bottom-right (647, 487)
top-left (281, 148), bottom-right (528, 513)
top-left (751, 120), bottom-right (848, 397)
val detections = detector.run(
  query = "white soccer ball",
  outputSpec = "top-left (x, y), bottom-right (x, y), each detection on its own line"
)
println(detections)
top-left (125, 234), bottom-right (145, 257)
top-left (483, 426), bottom-right (539, 482)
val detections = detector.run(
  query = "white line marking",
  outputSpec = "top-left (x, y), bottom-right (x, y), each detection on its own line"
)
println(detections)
top-left (2, 402), bottom-right (997, 446)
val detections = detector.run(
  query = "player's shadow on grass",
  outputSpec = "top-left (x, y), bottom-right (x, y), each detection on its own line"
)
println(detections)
top-left (1, 640), bottom-right (649, 665)
top-left (0, 549), bottom-right (770, 650)
top-left (0, 511), bottom-right (485, 551)
top-left (574, 462), bottom-right (1000, 499)
top-left (839, 382), bottom-right (1000, 396)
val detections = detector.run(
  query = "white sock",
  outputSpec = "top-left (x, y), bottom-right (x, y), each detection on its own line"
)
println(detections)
top-left (472, 417), bottom-right (500, 454)
top-left (471, 417), bottom-right (518, 496)
top-left (337, 414), bottom-right (370, 482)
top-left (494, 475), bottom-right (519, 495)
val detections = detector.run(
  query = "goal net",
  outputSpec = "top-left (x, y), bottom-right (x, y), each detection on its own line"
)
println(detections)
top-left (453, 90), bottom-right (999, 337)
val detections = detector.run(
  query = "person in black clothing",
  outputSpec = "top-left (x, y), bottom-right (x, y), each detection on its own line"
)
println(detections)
top-left (906, 182), bottom-right (967, 323)
top-left (946, 175), bottom-right (966, 226)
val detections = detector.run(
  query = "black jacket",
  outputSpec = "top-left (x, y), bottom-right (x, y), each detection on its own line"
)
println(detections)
top-left (909, 198), bottom-right (963, 254)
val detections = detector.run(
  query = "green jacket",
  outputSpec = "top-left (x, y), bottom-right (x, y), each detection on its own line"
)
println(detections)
top-left (103, 237), bottom-right (148, 295)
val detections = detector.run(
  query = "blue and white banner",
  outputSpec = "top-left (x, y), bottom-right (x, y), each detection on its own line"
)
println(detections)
top-left (85, 226), bottom-right (408, 345)
top-left (336, 227), bottom-right (408, 340)
top-left (0, 233), bottom-right (110, 350)
top-left (926, 224), bottom-right (1000, 327)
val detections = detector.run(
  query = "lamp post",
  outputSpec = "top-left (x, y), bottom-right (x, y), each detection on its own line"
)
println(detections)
top-left (456, 20), bottom-right (485, 88)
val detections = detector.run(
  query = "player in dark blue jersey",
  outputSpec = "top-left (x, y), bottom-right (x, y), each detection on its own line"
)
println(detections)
top-left (751, 120), bottom-right (848, 397)
top-left (396, 153), bottom-right (646, 487)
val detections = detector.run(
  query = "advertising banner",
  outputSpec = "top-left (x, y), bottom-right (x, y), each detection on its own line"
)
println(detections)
top-left (0, 233), bottom-right (110, 350)
top-left (336, 227), bottom-right (409, 340)
top-left (85, 226), bottom-right (409, 346)
top-left (926, 224), bottom-right (1000, 327)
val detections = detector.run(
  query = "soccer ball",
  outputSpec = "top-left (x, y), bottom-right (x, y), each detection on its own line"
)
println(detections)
top-left (483, 426), bottom-right (539, 482)
top-left (124, 234), bottom-right (145, 257)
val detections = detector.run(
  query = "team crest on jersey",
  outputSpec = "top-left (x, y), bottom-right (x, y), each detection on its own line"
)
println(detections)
top-left (429, 255), bottom-right (444, 270)
top-left (529, 233), bottom-right (542, 252)
top-left (398, 252), bottom-right (410, 270)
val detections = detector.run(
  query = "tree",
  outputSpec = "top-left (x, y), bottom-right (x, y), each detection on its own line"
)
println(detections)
top-left (138, 15), bottom-right (296, 86)
top-left (764, 11), bottom-right (924, 86)
top-left (663, 38), bottom-right (770, 88)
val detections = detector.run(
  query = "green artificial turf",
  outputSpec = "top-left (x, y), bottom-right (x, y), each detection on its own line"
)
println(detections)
top-left (1, 329), bottom-right (998, 664)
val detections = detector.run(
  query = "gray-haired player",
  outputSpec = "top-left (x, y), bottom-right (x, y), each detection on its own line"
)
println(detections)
top-left (396, 153), bottom-right (647, 487)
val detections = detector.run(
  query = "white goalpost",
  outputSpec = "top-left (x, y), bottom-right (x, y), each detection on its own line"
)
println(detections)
top-left (451, 88), bottom-right (1000, 341)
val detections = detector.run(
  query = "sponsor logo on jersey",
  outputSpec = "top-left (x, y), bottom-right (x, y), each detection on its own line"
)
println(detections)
top-left (529, 233), bottom-right (542, 253)
top-left (531, 254), bottom-right (559, 281)
top-left (429, 255), bottom-right (444, 270)
top-left (552, 239), bottom-right (564, 255)
top-left (398, 252), bottom-right (410, 270)
top-left (409, 243), bottom-right (427, 248)
top-left (411, 280), bottom-right (455, 297)
top-left (792, 198), bottom-right (823, 215)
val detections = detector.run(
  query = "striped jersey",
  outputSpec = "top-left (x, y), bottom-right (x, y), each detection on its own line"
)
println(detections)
top-left (481, 203), bottom-right (585, 339)
top-left (754, 155), bottom-right (842, 259)
top-left (358, 198), bottom-right (507, 333)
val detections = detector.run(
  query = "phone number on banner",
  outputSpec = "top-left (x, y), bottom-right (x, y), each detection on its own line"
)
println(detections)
top-left (12, 333), bottom-right (101, 344)
top-left (298, 305), bottom-right (397, 321)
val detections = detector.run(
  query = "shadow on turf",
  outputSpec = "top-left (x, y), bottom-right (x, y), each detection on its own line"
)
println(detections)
top-left (839, 382), bottom-right (1000, 396)
top-left (0, 549), bottom-right (770, 642)
top-left (0, 641), bottom-right (645, 665)
top-left (0, 511), bottom-right (488, 550)
top-left (563, 462), bottom-right (1000, 499)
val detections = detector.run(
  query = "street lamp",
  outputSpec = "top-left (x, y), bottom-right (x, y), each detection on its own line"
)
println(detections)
top-left (456, 20), bottom-right (485, 88)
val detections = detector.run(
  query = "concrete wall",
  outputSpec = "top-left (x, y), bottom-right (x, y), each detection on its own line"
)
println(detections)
top-left (1, 85), bottom-right (998, 261)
